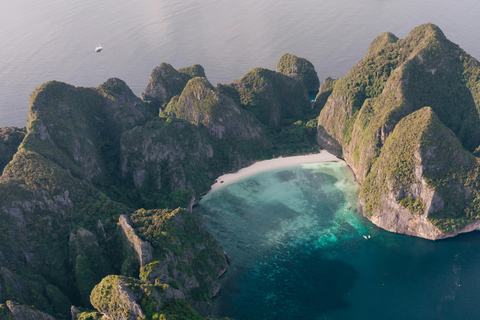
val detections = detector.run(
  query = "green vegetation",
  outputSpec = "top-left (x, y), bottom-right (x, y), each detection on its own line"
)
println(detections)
top-left (319, 23), bottom-right (480, 234)
top-left (5, 22), bottom-right (480, 318)
top-left (131, 208), bottom-right (226, 304)
top-left (178, 64), bottom-right (206, 79)
top-left (314, 77), bottom-right (336, 111)
top-left (0, 127), bottom-right (26, 172)
top-left (276, 53), bottom-right (320, 92)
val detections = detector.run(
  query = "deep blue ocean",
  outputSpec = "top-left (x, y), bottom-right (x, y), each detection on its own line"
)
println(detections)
top-left (196, 163), bottom-right (480, 319)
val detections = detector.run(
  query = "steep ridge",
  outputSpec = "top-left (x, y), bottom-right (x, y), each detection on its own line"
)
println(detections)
top-left (0, 54), bottom-right (316, 319)
top-left (317, 23), bottom-right (480, 238)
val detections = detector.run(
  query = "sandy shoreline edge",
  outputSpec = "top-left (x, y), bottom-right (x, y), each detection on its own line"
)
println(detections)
top-left (210, 150), bottom-right (341, 191)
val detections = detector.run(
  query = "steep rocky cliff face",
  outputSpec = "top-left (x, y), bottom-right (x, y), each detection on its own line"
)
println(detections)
top-left (141, 63), bottom-right (206, 109)
top-left (224, 67), bottom-right (311, 126)
top-left (165, 77), bottom-right (264, 140)
top-left (0, 76), bottom-right (233, 318)
top-left (130, 208), bottom-right (228, 316)
top-left (360, 107), bottom-right (480, 239)
top-left (276, 53), bottom-right (320, 93)
top-left (0, 127), bottom-right (26, 173)
top-left (0, 51), bottom-right (317, 318)
top-left (313, 77), bottom-right (336, 111)
top-left (317, 23), bottom-right (480, 238)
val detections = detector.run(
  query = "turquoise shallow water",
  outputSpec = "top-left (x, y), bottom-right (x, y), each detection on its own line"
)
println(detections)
top-left (195, 162), bottom-right (480, 320)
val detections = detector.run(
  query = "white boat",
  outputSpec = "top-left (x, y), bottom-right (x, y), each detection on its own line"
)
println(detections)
top-left (95, 44), bottom-right (103, 53)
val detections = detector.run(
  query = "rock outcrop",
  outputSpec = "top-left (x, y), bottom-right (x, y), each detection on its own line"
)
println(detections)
top-left (225, 67), bottom-right (311, 126)
top-left (90, 275), bottom-right (186, 320)
top-left (317, 23), bottom-right (480, 238)
top-left (6, 300), bottom-right (56, 320)
top-left (118, 215), bottom-right (154, 267)
top-left (69, 227), bottom-right (112, 305)
top-left (130, 208), bottom-right (228, 315)
top-left (313, 77), bottom-right (336, 110)
top-left (165, 77), bottom-right (264, 140)
top-left (361, 107), bottom-right (480, 239)
top-left (141, 63), bottom-right (207, 109)
top-left (276, 53), bottom-right (320, 92)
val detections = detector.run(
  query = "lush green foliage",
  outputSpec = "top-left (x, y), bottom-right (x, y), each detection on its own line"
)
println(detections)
top-left (276, 53), bottom-right (320, 92)
top-left (319, 23), bottom-right (480, 232)
top-left (0, 127), bottom-right (26, 172)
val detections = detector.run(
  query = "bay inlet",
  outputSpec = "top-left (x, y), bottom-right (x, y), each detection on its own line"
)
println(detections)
top-left (195, 155), bottom-right (480, 319)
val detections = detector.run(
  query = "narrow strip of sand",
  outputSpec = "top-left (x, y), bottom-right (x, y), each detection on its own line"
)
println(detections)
top-left (210, 150), bottom-right (341, 191)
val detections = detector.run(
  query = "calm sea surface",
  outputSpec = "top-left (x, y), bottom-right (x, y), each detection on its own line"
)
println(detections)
top-left (196, 163), bottom-right (480, 320)
top-left (1, 0), bottom-right (480, 127)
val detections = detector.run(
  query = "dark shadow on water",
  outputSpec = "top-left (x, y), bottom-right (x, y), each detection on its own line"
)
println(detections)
top-left (220, 250), bottom-right (358, 320)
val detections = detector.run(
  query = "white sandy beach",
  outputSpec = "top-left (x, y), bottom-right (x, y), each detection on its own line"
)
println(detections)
top-left (210, 150), bottom-right (341, 190)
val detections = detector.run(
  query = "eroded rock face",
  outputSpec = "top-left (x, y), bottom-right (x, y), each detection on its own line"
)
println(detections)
top-left (90, 275), bottom-right (182, 320)
top-left (118, 215), bottom-right (154, 267)
top-left (276, 53), bottom-right (320, 92)
top-left (313, 77), bottom-right (336, 111)
top-left (227, 67), bottom-right (311, 126)
top-left (130, 208), bottom-right (228, 315)
top-left (69, 227), bottom-right (112, 304)
top-left (120, 118), bottom-right (215, 193)
top-left (360, 107), bottom-right (480, 239)
top-left (142, 63), bottom-right (207, 109)
top-left (6, 300), bottom-right (56, 320)
top-left (164, 77), bottom-right (264, 140)
top-left (317, 23), bottom-right (480, 238)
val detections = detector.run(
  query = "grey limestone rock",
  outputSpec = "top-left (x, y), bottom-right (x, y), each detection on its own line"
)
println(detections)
top-left (118, 215), bottom-right (154, 266)
top-left (6, 300), bottom-right (56, 320)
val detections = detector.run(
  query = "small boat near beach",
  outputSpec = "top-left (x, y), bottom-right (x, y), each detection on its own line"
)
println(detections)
top-left (95, 44), bottom-right (103, 53)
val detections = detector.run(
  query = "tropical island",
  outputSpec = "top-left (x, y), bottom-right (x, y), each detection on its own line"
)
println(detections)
top-left (0, 23), bottom-right (479, 319)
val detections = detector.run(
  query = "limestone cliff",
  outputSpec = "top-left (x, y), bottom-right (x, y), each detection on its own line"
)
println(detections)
top-left (130, 208), bottom-right (228, 316)
top-left (317, 23), bottom-right (480, 238)
top-left (361, 107), bottom-right (480, 239)
top-left (164, 77), bottom-right (264, 140)
top-left (90, 275), bottom-right (187, 320)
top-left (276, 53), bottom-right (320, 93)
top-left (225, 67), bottom-right (311, 126)
top-left (313, 77), bottom-right (336, 111)
top-left (141, 63), bottom-right (206, 109)
top-left (0, 53), bottom-right (321, 318)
